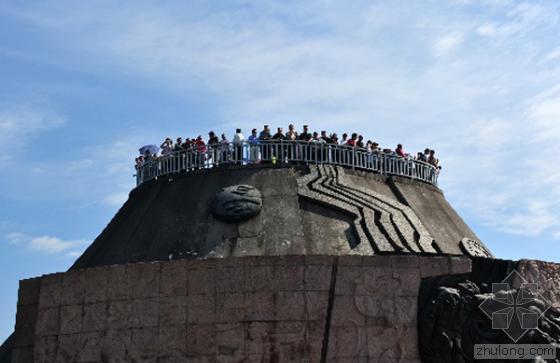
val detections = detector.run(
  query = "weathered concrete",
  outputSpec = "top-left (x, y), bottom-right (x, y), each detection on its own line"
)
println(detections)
top-left (71, 165), bottom-right (488, 269)
top-left (11, 255), bottom-right (472, 362)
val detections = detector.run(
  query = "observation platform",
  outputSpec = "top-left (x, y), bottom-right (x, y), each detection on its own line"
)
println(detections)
top-left (135, 140), bottom-right (439, 187)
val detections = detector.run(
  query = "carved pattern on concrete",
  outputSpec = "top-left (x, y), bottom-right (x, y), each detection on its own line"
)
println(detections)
top-left (297, 165), bottom-right (438, 254)
top-left (460, 237), bottom-right (493, 258)
top-left (212, 184), bottom-right (262, 222)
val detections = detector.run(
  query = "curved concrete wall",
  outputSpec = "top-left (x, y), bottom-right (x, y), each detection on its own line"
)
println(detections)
top-left (71, 165), bottom-right (487, 270)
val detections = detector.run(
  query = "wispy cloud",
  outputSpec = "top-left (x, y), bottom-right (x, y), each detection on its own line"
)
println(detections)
top-left (102, 192), bottom-right (129, 207)
top-left (0, 106), bottom-right (65, 165)
top-left (434, 32), bottom-right (465, 56)
top-left (5, 232), bottom-right (88, 255)
top-left (476, 2), bottom-right (559, 38)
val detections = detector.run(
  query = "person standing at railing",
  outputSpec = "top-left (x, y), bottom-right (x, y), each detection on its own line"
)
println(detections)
top-left (428, 150), bottom-right (439, 167)
top-left (161, 138), bottom-right (174, 157)
top-left (285, 124), bottom-right (298, 161)
top-left (220, 133), bottom-right (230, 164)
top-left (297, 125), bottom-right (312, 162)
top-left (194, 136), bottom-right (206, 169)
top-left (395, 144), bottom-right (408, 158)
top-left (346, 133), bottom-right (358, 166)
top-left (233, 128), bottom-right (245, 165)
top-left (298, 125), bottom-right (311, 141)
top-left (329, 133), bottom-right (339, 163)
top-left (181, 137), bottom-right (192, 151)
top-left (320, 131), bottom-right (331, 162)
top-left (357, 135), bottom-right (365, 149)
top-left (135, 156), bottom-right (145, 170)
top-left (248, 129), bottom-right (260, 163)
top-left (286, 124), bottom-right (298, 140)
top-left (258, 125), bottom-right (272, 163)
top-left (346, 133), bottom-right (357, 147)
top-left (427, 149), bottom-right (440, 183)
top-left (366, 141), bottom-right (374, 168)
top-left (208, 131), bottom-right (219, 166)
top-left (172, 137), bottom-right (184, 171)
top-left (272, 127), bottom-right (286, 163)
top-left (310, 132), bottom-right (326, 162)
top-left (174, 138), bottom-right (184, 152)
top-left (417, 149), bottom-right (428, 162)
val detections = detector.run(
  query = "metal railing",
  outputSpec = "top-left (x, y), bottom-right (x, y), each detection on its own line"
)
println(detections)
top-left (135, 140), bottom-right (439, 187)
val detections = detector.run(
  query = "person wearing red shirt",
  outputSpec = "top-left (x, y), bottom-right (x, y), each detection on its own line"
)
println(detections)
top-left (395, 144), bottom-right (406, 157)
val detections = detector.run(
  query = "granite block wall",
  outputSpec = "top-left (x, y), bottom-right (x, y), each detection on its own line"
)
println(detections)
top-left (11, 255), bottom-right (471, 362)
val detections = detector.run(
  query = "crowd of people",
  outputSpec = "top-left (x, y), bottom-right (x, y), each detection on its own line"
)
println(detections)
top-left (135, 124), bottom-right (440, 171)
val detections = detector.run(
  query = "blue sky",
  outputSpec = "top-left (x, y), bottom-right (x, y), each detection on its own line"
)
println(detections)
top-left (1, 0), bottom-right (560, 340)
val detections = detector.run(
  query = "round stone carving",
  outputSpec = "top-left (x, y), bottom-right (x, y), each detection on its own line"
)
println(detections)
top-left (213, 184), bottom-right (262, 222)
top-left (460, 237), bottom-right (492, 258)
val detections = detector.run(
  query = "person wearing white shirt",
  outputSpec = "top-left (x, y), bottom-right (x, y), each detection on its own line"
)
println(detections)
top-left (232, 128), bottom-right (245, 164)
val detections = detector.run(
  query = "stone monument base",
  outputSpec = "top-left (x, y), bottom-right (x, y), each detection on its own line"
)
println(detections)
top-left (9, 255), bottom-right (560, 362)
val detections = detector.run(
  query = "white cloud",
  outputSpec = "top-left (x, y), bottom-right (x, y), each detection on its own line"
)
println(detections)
top-left (5, 232), bottom-right (88, 255)
top-left (0, 107), bottom-right (65, 165)
top-left (29, 235), bottom-right (86, 253)
top-left (6, 232), bottom-right (27, 245)
top-left (102, 192), bottom-right (129, 206)
top-left (527, 88), bottom-right (560, 142)
top-left (476, 23), bottom-right (499, 36)
top-left (476, 2), bottom-right (559, 38)
top-left (499, 200), bottom-right (558, 236)
top-left (434, 33), bottom-right (465, 56)
top-left (542, 47), bottom-right (560, 63)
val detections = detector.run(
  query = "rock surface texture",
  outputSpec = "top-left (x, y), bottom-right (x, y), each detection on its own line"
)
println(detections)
top-left (11, 255), bottom-right (471, 362)
top-left (71, 165), bottom-right (487, 269)
top-left (419, 258), bottom-right (560, 363)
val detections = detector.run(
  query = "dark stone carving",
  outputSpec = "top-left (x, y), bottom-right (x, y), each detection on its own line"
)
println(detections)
top-left (418, 274), bottom-right (560, 363)
top-left (460, 237), bottom-right (493, 258)
top-left (297, 165), bottom-right (438, 254)
top-left (213, 184), bottom-right (262, 222)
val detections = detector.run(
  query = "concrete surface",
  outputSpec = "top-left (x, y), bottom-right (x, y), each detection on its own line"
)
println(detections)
top-left (71, 165), bottom-right (486, 269)
top-left (11, 255), bottom-right (472, 362)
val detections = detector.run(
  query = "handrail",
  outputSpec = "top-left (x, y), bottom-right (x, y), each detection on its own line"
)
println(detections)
top-left (135, 140), bottom-right (439, 187)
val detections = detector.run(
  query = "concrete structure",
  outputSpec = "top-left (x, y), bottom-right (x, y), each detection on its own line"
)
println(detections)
top-left (72, 164), bottom-right (488, 270)
top-left (6, 158), bottom-right (558, 362)
top-left (11, 255), bottom-right (472, 362)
